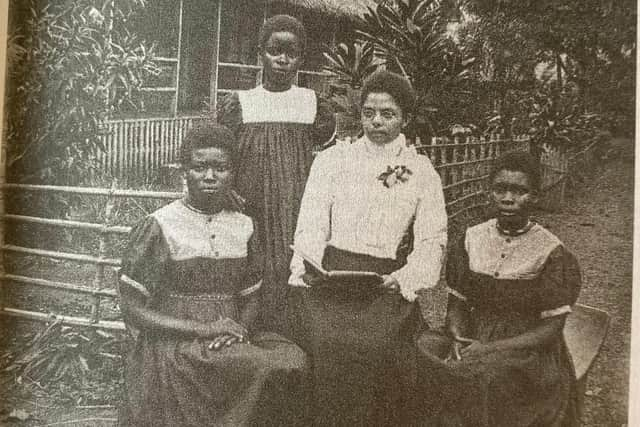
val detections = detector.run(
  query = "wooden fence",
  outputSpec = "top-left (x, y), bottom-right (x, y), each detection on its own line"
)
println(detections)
top-left (537, 138), bottom-right (605, 211)
top-left (0, 185), bottom-right (182, 331)
top-left (98, 116), bottom-right (206, 183)
top-left (2, 134), bottom-right (598, 330)
top-left (415, 133), bottom-right (531, 220)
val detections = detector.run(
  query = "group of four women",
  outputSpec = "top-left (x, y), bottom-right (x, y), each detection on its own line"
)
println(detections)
top-left (118, 15), bottom-right (582, 427)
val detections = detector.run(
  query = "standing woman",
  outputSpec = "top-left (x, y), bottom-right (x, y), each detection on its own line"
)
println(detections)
top-left (289, 70), bottom-right (448, 426)
top-left (118, 123), bottom-right (309, 426)
top-left (217, 15), bottom-right (335, 336)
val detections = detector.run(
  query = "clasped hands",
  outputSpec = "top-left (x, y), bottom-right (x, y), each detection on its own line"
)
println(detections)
top-left (445, 334), bottom-right (496, 362)
top-left (199, 318), bottom-right (250, 351)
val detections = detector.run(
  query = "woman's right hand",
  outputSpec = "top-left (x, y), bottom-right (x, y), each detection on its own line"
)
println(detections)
top-left (208, 334), bottom-right (248, 351)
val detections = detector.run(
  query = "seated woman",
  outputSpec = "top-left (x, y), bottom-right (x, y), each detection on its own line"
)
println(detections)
top-left (118, 123), bottom-right (308, 427)
top-left (288, 70), bottom-right (448, 426)
top-left (416, 151), bottom-right (581, 426)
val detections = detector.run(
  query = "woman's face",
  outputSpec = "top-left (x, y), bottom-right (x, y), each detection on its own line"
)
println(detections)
top-left (361, 92), bottom-right (407, 146)
top-left (261, 31), bottom-right (302, 91)
top-left (185, 147), bottom-right (234, 210)
top-left (490, 169), bottom-right (537, 229)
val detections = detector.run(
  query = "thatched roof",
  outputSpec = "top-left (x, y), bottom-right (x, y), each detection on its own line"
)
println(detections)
top-left (266, 0), bottom-right (378, 18)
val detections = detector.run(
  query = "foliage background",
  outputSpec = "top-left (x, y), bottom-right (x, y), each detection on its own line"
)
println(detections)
top-left (323, 0), bottom-right (635, 147)
top-left (5, 0), bottom-right (158, 186)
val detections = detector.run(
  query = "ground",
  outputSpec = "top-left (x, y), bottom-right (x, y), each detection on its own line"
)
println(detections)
top-left (536, 137), bottom-right (634, 427)
top-left (0, 138), bottom-right (634, 426)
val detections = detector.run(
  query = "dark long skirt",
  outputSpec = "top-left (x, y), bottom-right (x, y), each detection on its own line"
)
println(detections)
top-left (415, 322), bottom-right (579, 427)
top-left (295, 246), bottom-right (423, 427)
top-left (119, 331), bottom-right (310, 427)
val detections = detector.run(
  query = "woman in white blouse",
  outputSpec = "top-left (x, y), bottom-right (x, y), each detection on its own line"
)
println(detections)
top-left (288, 70), bottom-right (447, 426)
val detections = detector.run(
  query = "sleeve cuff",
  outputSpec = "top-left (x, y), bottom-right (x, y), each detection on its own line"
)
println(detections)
top-left (119, 274), bottom-right (151, 299)
top-left (288, 271), bottom-right (310, 287)
top-left (389, 272), bottom-right (420, 302)
top-left (540, 305), bottom-right (572, 319)
top-left (238, 280), bottom-right (262, 297)
top-left (288, 255), bottom-right (310, 287)
top-left (446, 286), bottom-right (467, 301)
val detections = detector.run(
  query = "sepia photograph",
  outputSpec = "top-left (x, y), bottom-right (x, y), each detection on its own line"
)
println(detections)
top-left (0, 0), bottom-right (636, 425)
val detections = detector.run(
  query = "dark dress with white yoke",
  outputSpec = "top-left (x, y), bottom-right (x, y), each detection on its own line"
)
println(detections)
top-left (217, 85), bottom-right (335, 335)
top-left (118, 200), bottom-right (309, 427)
top-left (416, 219), bottom-right (581, 427)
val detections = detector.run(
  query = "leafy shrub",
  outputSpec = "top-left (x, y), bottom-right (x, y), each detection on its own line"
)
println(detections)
top-left (6, 0), bottom-right (159, 185)
top-left (3, 319), bottom-right (127, 405)
top-left (322, 0), bottom-right (476, 140)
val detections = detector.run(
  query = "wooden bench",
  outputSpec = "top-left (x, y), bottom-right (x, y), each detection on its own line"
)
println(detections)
top-left (564, 303), bottom-right (610, 412)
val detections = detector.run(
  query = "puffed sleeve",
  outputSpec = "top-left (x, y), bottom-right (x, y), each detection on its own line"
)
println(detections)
top-left (118, 216), bottom-right (170, 302)
top-left (312, 93), bottom-right (336, 148)
top-left (216, 92), bottom-right (243, 136)
top-left (390, 156), bottom-right (448, 301)
top-left (537, 245), bottom-right (582, 319)
top-left (237, 219), bottom-right (264, 298)
top-left (445, 234), bottom-right (471, 302)
top-left (288, 147), bottom-right (335, 286)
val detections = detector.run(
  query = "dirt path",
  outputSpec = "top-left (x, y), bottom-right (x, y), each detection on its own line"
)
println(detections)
top-left (536, 138), bottom-right (634, 426)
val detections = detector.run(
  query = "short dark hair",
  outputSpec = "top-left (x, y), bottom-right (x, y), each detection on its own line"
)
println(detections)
top-left (360, 70), bottom-right (416, 118)
top-left (489, 151), bottom-right (541, 191)
top-left (259, 14), bottom-right (306, 51)
top-left (179, 122), bottom-right (237, 168)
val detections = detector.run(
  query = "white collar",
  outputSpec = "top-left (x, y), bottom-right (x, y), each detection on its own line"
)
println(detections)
top-left (359, 133), bottom-right (407, 158)
top-left (256, 84), bottom-right (298, 94)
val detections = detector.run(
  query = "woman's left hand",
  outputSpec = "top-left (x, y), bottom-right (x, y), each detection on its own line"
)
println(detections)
top-left (459, 340), bottom-right (496, 358)
top-left (380, 275), bottom-right (400, 293)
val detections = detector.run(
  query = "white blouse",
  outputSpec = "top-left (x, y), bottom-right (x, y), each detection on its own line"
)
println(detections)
top-left (288, 134), bottom-right (448, 301)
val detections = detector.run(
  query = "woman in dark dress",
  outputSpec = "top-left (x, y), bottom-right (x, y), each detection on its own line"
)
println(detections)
top-left (118, 123), bottom-right (309, 427)
top-left (288, 71), bottom-right (448, 426)
top-left (217, 15), bottom-right (335, 336)
top-left (416, 151), bottom-right (581, 426)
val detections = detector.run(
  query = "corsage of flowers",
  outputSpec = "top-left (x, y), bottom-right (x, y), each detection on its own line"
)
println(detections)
top-left (378, 165), bottom-right (413, 188)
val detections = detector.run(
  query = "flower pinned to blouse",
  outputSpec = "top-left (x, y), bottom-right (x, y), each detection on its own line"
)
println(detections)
top-left (378, 165), bottom-right (413, 188)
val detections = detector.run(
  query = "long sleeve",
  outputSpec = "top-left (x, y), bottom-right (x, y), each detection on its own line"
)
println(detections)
top-left (288, 149), bottom-right (334, 286)
top-left (391, 157), bottom-right (448, 301)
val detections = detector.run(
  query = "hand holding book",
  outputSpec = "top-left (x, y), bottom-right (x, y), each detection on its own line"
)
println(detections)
top-left (291, 245), bottom-right (384, 289)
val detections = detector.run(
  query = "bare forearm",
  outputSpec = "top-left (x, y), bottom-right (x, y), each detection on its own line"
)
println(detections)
top-left (445, 295), bottom-right (470, 338)
top-left (122, 303), bottom-right (210, 338)
top-left (238, 294), bottom-right (260, 332)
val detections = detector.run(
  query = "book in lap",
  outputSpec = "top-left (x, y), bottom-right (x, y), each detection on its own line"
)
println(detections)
top-left (290, 245), bottom-right (383, 288)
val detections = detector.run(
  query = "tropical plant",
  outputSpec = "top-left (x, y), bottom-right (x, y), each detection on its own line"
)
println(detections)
top-left (3, 319), bottom-right (127, 404)
top-left (6, 0), bottom-right (159, 185)
top-left (321, 41), bottom-right (383, 138)
top-left (464, 0), bottom-right (636, 125)
top-left (322, 41), bottom-right (383, 90)
top-left (524, 88), bottom-right (608, 161)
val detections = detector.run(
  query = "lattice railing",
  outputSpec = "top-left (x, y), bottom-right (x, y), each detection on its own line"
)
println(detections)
top-left (3, 133), bottom-right (599, 330)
